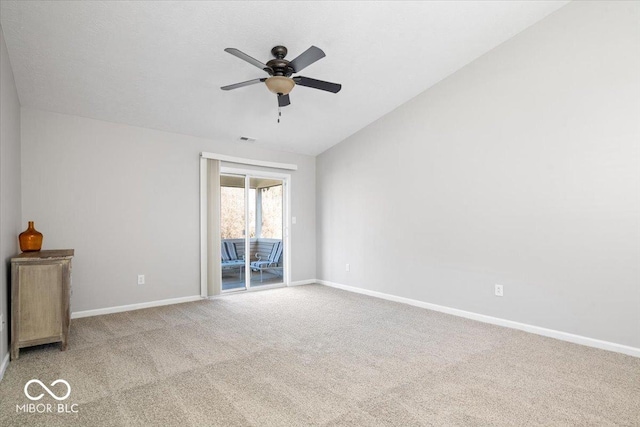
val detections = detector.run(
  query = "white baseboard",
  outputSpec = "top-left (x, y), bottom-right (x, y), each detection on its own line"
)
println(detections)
top-left (289, 279), bottom-right (316, 287)
top-left (0, 351), bottom-right (9, 383)
top-left (317, 280), bottom-right (640, 358)
top-left (71, 295), bottom-right (203, 319)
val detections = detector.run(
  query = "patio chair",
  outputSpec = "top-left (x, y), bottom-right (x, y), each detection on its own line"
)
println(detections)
top-left (250, 241), bottom-right (283, 282)
top-left (221, 241), bottom-right (244, 279)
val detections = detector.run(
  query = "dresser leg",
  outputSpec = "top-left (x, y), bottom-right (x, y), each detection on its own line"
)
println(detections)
top-left (11, 346), bottom-right (19, 360)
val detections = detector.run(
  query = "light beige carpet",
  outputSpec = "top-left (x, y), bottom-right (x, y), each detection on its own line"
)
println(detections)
top-left (0, 285), bottom-right (638, 426)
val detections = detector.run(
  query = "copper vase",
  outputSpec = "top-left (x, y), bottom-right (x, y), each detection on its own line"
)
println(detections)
top-left (19, 221), bottom-right (43, 252)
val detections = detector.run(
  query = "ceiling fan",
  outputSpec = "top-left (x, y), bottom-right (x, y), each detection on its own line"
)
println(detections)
top-left (221, 45), bottom-right (342, 109)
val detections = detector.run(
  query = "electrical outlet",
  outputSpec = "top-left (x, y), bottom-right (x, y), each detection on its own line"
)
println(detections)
top-left (138, 275), bottom-right (145, 285)
top-left (495, 284), bottom-right (504, 297)
top-left (346, 263), bottom-right (350, 272)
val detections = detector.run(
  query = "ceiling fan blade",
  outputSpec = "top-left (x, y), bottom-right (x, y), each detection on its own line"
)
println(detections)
top-left (293, 76), bottom-right (341, 93)
top-left (278, 94), bottom-right (291, 107)
top-left (289, 46), bottom-right (326, 73)
top-left (220, 78), bottom-right (266, 91)
top-left (224, 48), bottom-right (273, 74)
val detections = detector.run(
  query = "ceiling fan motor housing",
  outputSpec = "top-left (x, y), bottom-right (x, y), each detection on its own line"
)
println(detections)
top-left (267, 46), bottom-right (294, 76)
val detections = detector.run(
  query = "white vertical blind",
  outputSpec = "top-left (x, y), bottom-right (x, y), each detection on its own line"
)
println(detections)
top-left (206, 159), bottom-right (222, 296)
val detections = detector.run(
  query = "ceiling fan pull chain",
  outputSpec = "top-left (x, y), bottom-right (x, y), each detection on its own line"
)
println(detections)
top-left (278, 106), bottom-right (281, 123)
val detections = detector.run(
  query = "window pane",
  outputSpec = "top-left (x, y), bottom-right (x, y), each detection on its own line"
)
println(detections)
top-left (220, 186), bottom-right (244, 239)
top-left (260, 185), bottom-right (282, 239)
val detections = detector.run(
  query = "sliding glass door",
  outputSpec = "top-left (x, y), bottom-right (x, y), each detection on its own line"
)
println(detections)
top-left (219, 170), bottom-right (287, 292)
top-left (249, 177), bottom-right (284, 287)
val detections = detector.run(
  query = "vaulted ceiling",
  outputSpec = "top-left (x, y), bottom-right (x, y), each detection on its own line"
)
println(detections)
top-left (0, 1), bottom-right (568, 155)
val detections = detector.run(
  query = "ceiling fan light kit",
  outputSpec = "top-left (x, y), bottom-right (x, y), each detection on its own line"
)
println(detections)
top-left (221, 45), bottom-right (342, 121)
top-left (265, 76), bottom-right (295, 95)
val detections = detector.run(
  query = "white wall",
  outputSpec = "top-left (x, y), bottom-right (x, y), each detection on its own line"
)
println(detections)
top-left (0, 24), bottom-right (22, 366)
top-left (317, 1), bottom-right (640, 348)
top-left (21, 108), bottom-right (316, 312)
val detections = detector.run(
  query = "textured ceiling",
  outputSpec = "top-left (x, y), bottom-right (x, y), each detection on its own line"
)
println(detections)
top-left (0, 1), bottom-right (568, 155)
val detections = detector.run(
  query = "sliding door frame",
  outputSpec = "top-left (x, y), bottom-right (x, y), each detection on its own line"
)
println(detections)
top-left (222, 167), bottom-right (291, 292)
top-left (201, 164), bottom-right (291, 297)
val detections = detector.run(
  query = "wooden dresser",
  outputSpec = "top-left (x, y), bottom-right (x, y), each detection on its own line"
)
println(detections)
top-left (10, 249), bottom-right (74, 360)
